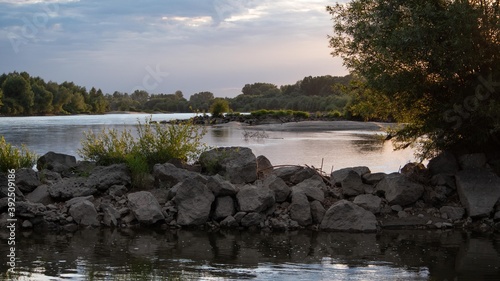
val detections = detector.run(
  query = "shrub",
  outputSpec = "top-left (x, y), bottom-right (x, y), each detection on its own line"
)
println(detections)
top-left (0, 136), bottom-right (38, 172)
top-left (292, 111), bottom-right (310, 119)
top-left (210, 99), bottom-right (230, 118)
top-left (78, 116), bottom-right (208, 187)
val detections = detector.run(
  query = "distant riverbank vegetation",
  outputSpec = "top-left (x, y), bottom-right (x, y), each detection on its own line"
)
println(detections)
top-left (0, 71), bottom-right (394, 122)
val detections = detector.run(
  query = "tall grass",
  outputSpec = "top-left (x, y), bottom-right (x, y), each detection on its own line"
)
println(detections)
top-left (0, 136), bottom-right (38, 172)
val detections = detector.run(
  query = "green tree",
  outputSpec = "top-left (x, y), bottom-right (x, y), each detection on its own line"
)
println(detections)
top-left (242, 83), bottom-right (281, 96)
top-left (1, 74), bottom-right (34, 115)
top-left (189, 91), bottom-right (214, 112)
top-left (328, 0), bottom-right (500, 159)
top-left (32, 83), bottom-right (53, 114)
top-left (210, 98), bottom-right (230, 118)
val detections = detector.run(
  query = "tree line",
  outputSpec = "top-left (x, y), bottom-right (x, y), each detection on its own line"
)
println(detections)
top-left (0, 72), bottom-right (387, 121)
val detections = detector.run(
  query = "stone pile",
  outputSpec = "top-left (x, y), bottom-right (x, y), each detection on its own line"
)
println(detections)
top-left (1, 148), bottom-right (499, 233)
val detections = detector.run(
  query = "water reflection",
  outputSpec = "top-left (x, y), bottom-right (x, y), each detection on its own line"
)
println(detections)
top-left (1, 229), bottom-right (499, 280)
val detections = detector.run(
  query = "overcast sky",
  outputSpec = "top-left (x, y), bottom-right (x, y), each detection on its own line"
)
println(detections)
top-left (0, 0), bottom-right (348, 98)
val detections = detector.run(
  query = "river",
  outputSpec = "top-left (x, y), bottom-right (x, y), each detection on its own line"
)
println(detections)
top-left (1, 114), bottom-right (499, 280)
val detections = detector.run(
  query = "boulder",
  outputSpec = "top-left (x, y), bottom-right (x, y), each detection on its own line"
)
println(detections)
top-left (69, 200), bottom-right (99, 226)
top-left (101, 203), bottom-right (120, 227)
top-left (127, 191), bottom-right (165, 225)
top-left (310, 200), bottom-right (326, 224)
top-left (38, 169), bottom-right (62, 184)
top-left (290, 192), bottom-right (312, 226)
top-left (256, 155), bottom-right (273, 178)
top-left (341, 170), bottom-right (367, 197)
top-left (149, 188), bottom-right (170, 205)
top-left (290, 175), bottom-right (325, 202)
top-left (236, 184), bottom-right (275, 213)
top-left (48, 177), bottom-right (97, 200)
top-left (263, 174), bottom-right (290, 203)
top-left (220, 215), bottom-right (239, 228)
top-left (153, 163), bottom-right (206, 189)
top-left (456, 169), bottom-right (500, 217)
top-left (427, 151), bottom-right (459, 175)
top-left (174, 178), bottom-right (215, 226)
top-left (15, 201), bottom-right (46, 218)
top-left (15, 168), bottom-right (41, 193)
top-left (431, 174), bottom-right (456, 190)
top-left (353, 194), bottom-right (382, 214)
top-left (458, 153), bottom-right (487, 170)
top-left (108, 185), bottom-right (128, 198)
top-left (240, 212), bottom-right (265, 227)
top-left (199, 147), bottom-right (257, 184)
top-left (362, 172), bottom-right (387, 185)
top-left (37, 151), bottom-right (77, 174)
top-left (213, 196), bottom-right (235, 221)
top-left (206, 174), bottom-right (238, 197)
top-left (26, 185), bottom-right (53, 205)
top-left (272, 166), bottom-right (303, 183)
top-left (320, 200), bottom-right (377, 232)
top-left (331, 166), bottom-right (370, 186)
top-left (440, 206), bottom-right (465, 221)
top-left (289, 167), bottom-right (316, 184)
top-left (86, 164), bottom-right (131, 191)
top-left (65, 195), bottom-right (95, 207)
top-left (376, 173), bottom-right (424, 206)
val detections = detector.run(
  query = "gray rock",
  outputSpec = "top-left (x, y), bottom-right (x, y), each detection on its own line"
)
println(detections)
top-left (290, 167), bottom-right (316, 185)
top-left (199, 147), bottom-right (257, 184)
top-left (38, 169), bottom-right (62, 184)
top-left (362, 172), bottom-right (387, 185)
top-left (341, 170), bottom-right (367, 197)
top-left (22, 220), bottom-right (33, 228)
top-left (15, 168), bottom-right (41, 193)
top-left (427, 151), bottom-right (459, 175)
top-left (65, 195), bottom-right (95, 207)
top-left (233, 212), bottom-right (246, 223)
top-left (291, 175), bottom-right (325, 202)
top-left (290, 192), bottom-right (312, 226)
top-left (214, 196), bottom-right (235, 221)
top-left (15, 201), bottom-right (46, 218)
top-left (37, 151), bottom-right (77, 173)
top-left (149, 188), bottom-right (170, 205)
top-left (269, 217), bottom-right (289, 230)
top-left (220, 215), bottom-right (239, 228)
top-left (108, 185), bottom-right (128, 198)
top-left (458, 153), bottom-right (487, 170)
top-left (424, 186), bottom-right (448, 204)
top-left (431, 174), bottom-right (456, 190)
top-left (69, 200), bottom-right (99, 226)
top-left (391, 205), bottom-right (403, 212)
top-left (153, 162), bottom-right (206, 189)
top-left (127, 191), bottom-right (165, 225)
top-left (310, 200), bottom-right (326, 224)
top-left (48, 177), bottom-right (97, 200)
top-left (240, 212), bottom-right (264, 227)
top-left (26, 185), bottom-right (53, 205)
top-left (206, 174), bottom-right (238, 197)
top-left (272, 166), bottom-right (303, 183)
top-left (353, 194), bottom-right (382, 214)
top-left (331, 166), bottom-right (370, 186)
top-left (174, 178), bottom-right (215, 226)
top-left (376, 173), bottom-right (424, 206)
top-left (320, 200), bottom-right (377, 232)
top-left (456, 169), bottom-right (500, 217)
top-left (440, 206), bottom-right (465, 221)
top-left (101, 203), bottom-right (120, 227)
top-left (86, 164), bottom-right (131, 191)
top-left (236, 184), bottom-right (275, 213)
top-left (263, 174), bottom-right (290, 203)
top-left (257, 155), bottom-right (273, 178)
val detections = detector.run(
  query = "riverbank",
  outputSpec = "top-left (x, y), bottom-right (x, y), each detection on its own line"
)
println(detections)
top-left (1, 148), bottom-right (499, 235)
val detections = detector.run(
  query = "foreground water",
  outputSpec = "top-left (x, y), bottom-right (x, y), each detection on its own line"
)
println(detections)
top-left (2, 114), bottom-right (499, 280)
top-left (0, 114), bottom-right (415, 173)
top-left (1, 229), bottom-right (499, 280)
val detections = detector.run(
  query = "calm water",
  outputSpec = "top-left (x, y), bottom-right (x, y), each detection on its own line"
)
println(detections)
top-left (0, 229), bottom-right (499, 280)
top-left (0, 114), bottom-right (415, 173)
top-left (2, 114), bottom-right (499, 280)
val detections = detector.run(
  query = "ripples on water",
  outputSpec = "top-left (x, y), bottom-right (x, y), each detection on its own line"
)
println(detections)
top-left (1, 229), bottom-right (499, 280)
top-left (0, 114), bottom-right (416, 173)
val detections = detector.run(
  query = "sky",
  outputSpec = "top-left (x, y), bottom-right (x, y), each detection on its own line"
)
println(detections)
top-left (0, 0), bottom-right (348, 98)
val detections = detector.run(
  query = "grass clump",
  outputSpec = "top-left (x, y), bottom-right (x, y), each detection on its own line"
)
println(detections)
top-left (0, 136), bottom-right (38, 172)
top-left (78, 116), bottom-right (208, 188)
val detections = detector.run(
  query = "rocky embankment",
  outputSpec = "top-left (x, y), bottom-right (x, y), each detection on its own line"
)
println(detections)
top-left (1, 148), bottom-right (500, 233)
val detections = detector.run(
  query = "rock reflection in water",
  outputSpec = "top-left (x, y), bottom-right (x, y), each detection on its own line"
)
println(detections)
top-left (1, 229), bottom-right (499, 280)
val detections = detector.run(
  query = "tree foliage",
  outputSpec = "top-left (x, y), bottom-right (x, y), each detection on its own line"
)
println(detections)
top-left (328, 0), bottom-right (500, 158)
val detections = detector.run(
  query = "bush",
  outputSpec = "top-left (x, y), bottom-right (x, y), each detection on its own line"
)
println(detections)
top-left (0, 136), bottom-right (38, 172)
top-left (78, 116), bottom-right (208, 187)
top-left (210, 99), bottom-right (230, 118)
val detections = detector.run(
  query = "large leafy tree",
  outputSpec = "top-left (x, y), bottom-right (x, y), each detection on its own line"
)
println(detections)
top-left (328, 0), bottom-right (500, 159)
top-left (1, 74), bottom-right (34, 115)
